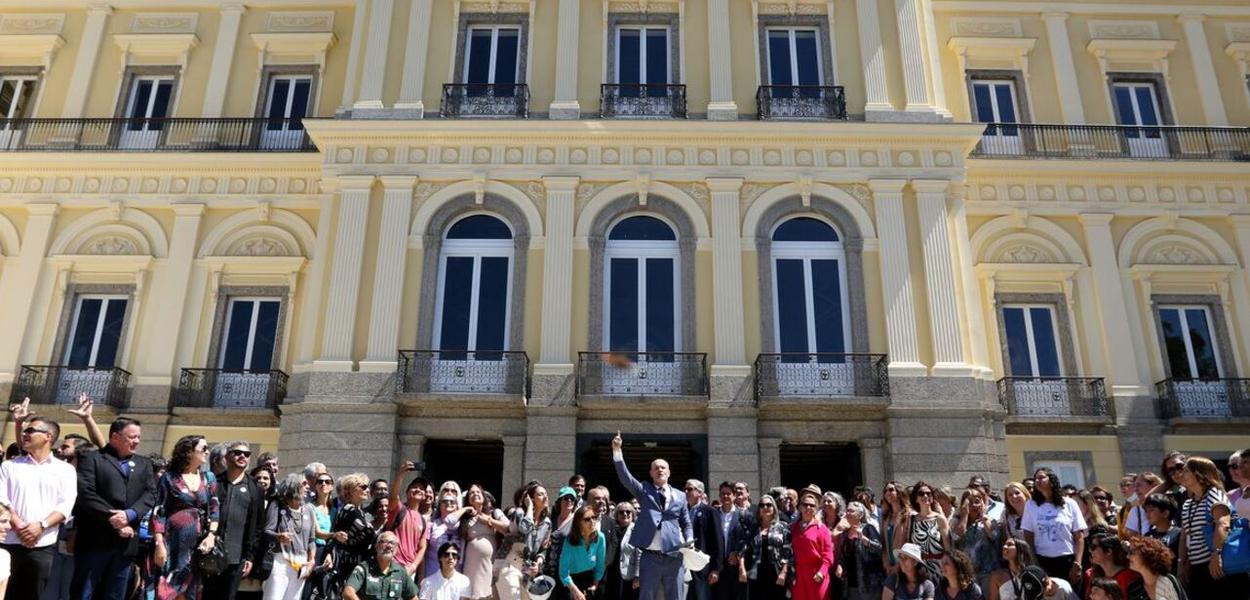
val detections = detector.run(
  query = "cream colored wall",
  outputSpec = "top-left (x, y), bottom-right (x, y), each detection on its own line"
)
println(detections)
top-left (1007, 435), bottom-right (1125, 490)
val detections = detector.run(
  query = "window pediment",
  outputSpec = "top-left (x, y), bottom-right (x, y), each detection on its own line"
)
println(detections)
top-left (1086, 38), bottom-right (1177, 75)
top-left (113, 33), bottom-right (199, 70)
top-left (0, 34), bottom-right (64, 69)
top-left (251, 32), bottom-right (337, 68)
top-left (948, 36), bottom-right (1035, 73)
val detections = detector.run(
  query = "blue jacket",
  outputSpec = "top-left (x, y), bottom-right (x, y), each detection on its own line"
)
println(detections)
top-left (613, 455), bottom-right (692, 553)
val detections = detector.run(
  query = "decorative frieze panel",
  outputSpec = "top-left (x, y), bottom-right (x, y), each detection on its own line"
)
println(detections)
top-left (608, 0), bottom-right (681, 13)
top-left (266, 11), bottom-right (335, 33)
top-left (459, 0), bottom-right (531, 13)
top-left (0, 172), bottom-right (321, 200)
top-left (756, 1), bottom-right (826, 16)
top-left (949, 17), bottom-right (1022, 38)
top-left (1088, 20), bottom-right (1160, 40)
top-left (967, 179), bottom-right (1250, 209)
top-left (1227, 23), bottom-right (1250, 43)
top-left (132, 13), bottom-right (199, 34)
top-left (0, 13), bottom-right (65, 34)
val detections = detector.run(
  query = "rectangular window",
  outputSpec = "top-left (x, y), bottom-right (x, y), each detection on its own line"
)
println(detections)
top-left (263, 74), bottom-right (311, 129)
top-left (464, 26), bottom-right (520, 89)
top-left (766, 28), bottom-right (822, 87)
top-left (1001, 305), bottom-right (1062, 377)
top-left (119, 74), bottom-right (175, 149)
top-left (616, 26), bottom-right (670, 87)
top-left (1159, 305), bottom-right (1221, 380)
top-left (65, 296), bottom-right (128, 369)
top-left (1112, 80), bottom-right (1168, 157)
top-left (0, 75), bottom-right (36, 120)
top-left (1033, 460), bottom-right (1085, 489)
top-left (219, 299), bottom-right (281, 371)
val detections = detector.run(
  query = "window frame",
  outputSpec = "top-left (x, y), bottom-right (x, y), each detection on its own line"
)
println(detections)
top-left (1033, 459), bottom-right (1086, 489)
top-left (602, 217), bottom-right (682, 353)
top-left (1106, 73), bottom-right (1174, 127)
top-left (614, 25), bottom-right (672, 85)
top-left (764, 26), bottom-right (825, 86)
top-left (461, 24), bottom-right (522, 85)
top-left (218, 297), bottom-right (283, 371)
top-left (432, 215), bottom-right (516, 353)
top-left (999, 303), bottom-right (1064, 378)
top-left (1157, 304), bottom-right (1223, 380)
top-left (0, 73), bottom-right (39, 120)
top-left (64, 294), bottom-right (129, 369)
top-left (769, 218), bottom-right (850, 355)
top-left (969, 78), bottom-right (1020, 125)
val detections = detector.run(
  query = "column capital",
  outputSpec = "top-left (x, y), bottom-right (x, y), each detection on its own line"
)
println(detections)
top-left (221, 2), bottom-right (247, 13)
top-left (87, 2), bottom-right (113, 14)
top-left (379, 175), bottom-right (418, 190)
top-left (26, 203), bottom-right (60, 217)
top-left (1041, 11), bottom-right (1068, 21)
top-left (910, 179), bottom-right (953, 195)
top-left (1079, 213), bottom-right (1115, 227)
top-left (706, 178), bottom-right (744, 193)
top-left (171, 203), bottom-right (206, 217)
top-left (1177, 12), bottom-right (1206, 24)
top-left (867, 179), bottom-right (907, 195)
top-left (1230, 214), bottom-right (1250, 228)
top-left (334, 175), bottom-right (377, 193)
top-left (541, 176), bottom-right (580, 191)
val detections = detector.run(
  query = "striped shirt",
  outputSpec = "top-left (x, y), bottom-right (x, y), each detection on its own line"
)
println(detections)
top-left (1180, 487), bottom-right (1231, 564)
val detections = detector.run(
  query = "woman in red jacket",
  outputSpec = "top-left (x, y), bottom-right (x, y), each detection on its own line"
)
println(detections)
top-left (791, 485), bottom-right (836, 600)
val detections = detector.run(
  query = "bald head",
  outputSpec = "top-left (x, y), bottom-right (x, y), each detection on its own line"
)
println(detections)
top-left (650, 458), bottom-right (670, 487)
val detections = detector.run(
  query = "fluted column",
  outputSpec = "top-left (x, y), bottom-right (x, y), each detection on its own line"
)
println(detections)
top-left (856, 0), bottom-right (892, 116)
top-left (1178, 14), bottom-right (1228, 126)
top-left (316, 176), bottom-right (376, 369)
top-left (1080, 214), bottom-right (1148, 397)
top-left (200, 3), bottom-right (245, 118)
top-left (706, 0), bottom-right (738, 119)
top-left (913, 180), bottom-right (968, 374)
top-left (296, 197), bottom-right (335, 367)
top-left (0, 205), bottom-right (58, 378)
top-left (61, 4), bottom-right (111, 118)
top-left (396, 0), bottom-right (434, 117)
top-left (339, 0), bottom-right (368, 111)
top-left (536, 177), bottom-right (579, 370)
top-left (353, 0), bottom-right (395, 110)
top-left (1043, 13), bottom-right (1086, 124)
top-left (948, 186), bottom-right (990, 376)
top-left (361, 176), bottom-right (416, 370)
top-left (894, 0), bottom-right (935, 116)
top-left (549, 0), bottom-right (581, 118)
top-left (869, 180), bottom-right (924, 376)
top-left (919, 0), bottom-right (949, 116)
top-left (708, 178), bottom-right (746, 367)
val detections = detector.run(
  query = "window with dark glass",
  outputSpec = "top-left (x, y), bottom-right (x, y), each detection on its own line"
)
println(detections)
top-left (605, 216), bottom-right (679, 354)
top-left (1001, 305), bottom-right (1061, 377)
top-left (766, 28), bottom-right (822, 87)
top-left (434, 215), bottom-right (514, 359)
top-left (0, 75), bottom-right (35, 120)
top-left (617, 26), bottom-right (670, 95)
top-left (771, 217), bottom-right (848, 358)
top-left (65, 296), bottom-right (128, 369)
top-left (971, 79), bottom-right (1021, 148)
top-left (220, 299), bottom-right (281, 370)
top-left (464, 26), bottom-right (520, 95)
top-left (1112, 80), bottom-right (1167, 156)
top-left (1159, 306), bottom-right (1221, 380)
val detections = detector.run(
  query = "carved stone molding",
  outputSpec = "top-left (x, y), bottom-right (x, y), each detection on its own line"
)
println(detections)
top-left (132, 13), bottom-right (199, 34)
top-left (266, 11), bottom-right (334, 33)
top-left (949, 17), bottom-right (1022, 38)
top-left (1088, 20), bottom-right (1160, 40)
top-left (0, 13), bottom-right (65, 35)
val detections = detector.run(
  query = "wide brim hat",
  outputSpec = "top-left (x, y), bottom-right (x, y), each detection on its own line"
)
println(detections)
top-left (798, 484), bottom-right (823, 502)
top-left (897, 542), bottom-right (923, 564)
top-left (528, 575), bottom-right (556, 600)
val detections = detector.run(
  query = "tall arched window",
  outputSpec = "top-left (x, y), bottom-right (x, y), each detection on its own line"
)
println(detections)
top-left (433, 214), bottom-right (514, 363)
top-left (604, 215), bottom-right (680, 353)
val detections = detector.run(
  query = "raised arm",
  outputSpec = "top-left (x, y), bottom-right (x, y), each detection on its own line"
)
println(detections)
top-left (611, 431), bottom-right (645, 500)
top-left (67, 393), bottom-right (106, 448)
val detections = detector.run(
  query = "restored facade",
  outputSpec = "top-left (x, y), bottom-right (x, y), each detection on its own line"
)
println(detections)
top-left (1, 0), bottom-right (1248, 497)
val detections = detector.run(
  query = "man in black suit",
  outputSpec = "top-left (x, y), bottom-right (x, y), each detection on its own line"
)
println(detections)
top-left (712, 482), bottom-right (750, 600)
top-left (204, 440), bottom-right (266, 600)
top-left (72, 417), bottom-right (156, 600)
top-left (683, 480), bottom-right (721, 600)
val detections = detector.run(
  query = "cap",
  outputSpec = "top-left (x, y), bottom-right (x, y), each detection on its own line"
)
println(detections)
top-left (557, 486), bottom-right (578, 502)
top-left (799, 484), bottom-right (823, 502)
top-left (897, 543), bottom-right (923, 564)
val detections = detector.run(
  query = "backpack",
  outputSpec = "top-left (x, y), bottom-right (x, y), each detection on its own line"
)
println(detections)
top-left (1221, 517), bottom-right (1250, 575)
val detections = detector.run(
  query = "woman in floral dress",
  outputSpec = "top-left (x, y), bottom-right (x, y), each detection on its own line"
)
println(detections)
top-left (153, 435), bottom-right (220, 600)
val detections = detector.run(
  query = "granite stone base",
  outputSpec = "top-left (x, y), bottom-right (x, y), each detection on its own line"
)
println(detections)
top-left (530, 372), bottom-right (576, 406)
top-left (1116, 423), bottom-right (1166, 476)
top-left (885, 376), bottom-right (1008, 489)
top-left (707, 406), bottom-right (760, 491)
top-left (523, 406), bottom-right (577, 485)
top-left (278, 400), bottom-right (399, 478)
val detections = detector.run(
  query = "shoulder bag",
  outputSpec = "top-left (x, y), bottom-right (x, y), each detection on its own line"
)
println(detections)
top-left (195, 472), bottom-right (229, 577)
top-left (1221, 516), bottom-right (1250, 575)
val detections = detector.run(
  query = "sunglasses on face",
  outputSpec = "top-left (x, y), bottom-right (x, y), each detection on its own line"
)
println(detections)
top-left (442, 553), bottom-right (459, 559)
top-left (1167, 464), bottom-right (1184, 474)
top-left (317, 479), bottom-right (333, 485)
top-left (761, 504), bottom-right (775, 509)
top-left (916, 491), bottom-right (933, 497)
top-left (22, 427), bottom-right (48, 435)
top-left (230, 449), bottom-right (252, 458)
top-left (581, 516), bottom-right (597, 523)
top-left (800, 503), bottom-right (818, 509)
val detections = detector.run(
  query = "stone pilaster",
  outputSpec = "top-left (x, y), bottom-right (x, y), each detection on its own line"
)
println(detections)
top-left (502, 435), bottom-right (526, 502)
top-left (362, 176), bottom-right (416, 371)
top-left (395, 0), bottom-right (434, 117)
top-left (523, 406), bottom-right (578, 485)
top-left (532, 177), bottom-right (579, 405)
top-left (949, 188), bottom-right (991, 375)
top-left (868, 181), bottom-right (924, 376)
top-left (757, 437), bottom-right (781, 492)
top-left (913, 180), bottom-right (969, 375)
top-left (353, 0), bottom-right (395, 111)
top-left (1178, 14), bottom-right (1227, 126)
top-left (855, 0), bottom-right (893, 118)
top-left (705, 0), bottom-right (738, 119)
top-left (708, 406), bottom-right (760, 492)
top-left (1042, 13), bottom-right (1086, 124)
top-left (279, 383), bottom-right (399, 477)
top-left (200, 4), bottom-right (246, 119)
top-left (549, 0), bottom-right (581, 118)
top-left (339, 0), bottom-right (368, 112)
top-left (60, 4), bottom-right (111, 118)
top-left (892, 0), bottom-right (946, 121)
top-left (708, 178), bottom-right (746, 367)
top-left (860, 437), bottom-right (887, 493)
top-left (316, 176), bottom-right (376, 370)
top-left (0, 205), bottom-right (58, 381)
top-left (296, 197), bottom-right (335, 367)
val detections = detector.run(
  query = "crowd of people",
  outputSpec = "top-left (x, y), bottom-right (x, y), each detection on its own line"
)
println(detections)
top-left (0, 398), bottom-right (1246, 600)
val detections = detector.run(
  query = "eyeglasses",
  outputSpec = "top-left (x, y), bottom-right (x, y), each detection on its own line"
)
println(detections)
top-left (800, 503), bottom-right (818, 509)
top-left (916, 491), bottom-right (933, 497)
top-left (580, 517), bottom-right (597, 523)
top-left (760, 504), bottom-right (775, 509)
top-left (230, 449), bottom-right (252, 458)
top-left (1166, 464), bottom-right (1184, 474)
top-left (21, 427), bottom-right (49, 436)
top-left (317, 479), bottom-right (333, 485)
top-left (441, 553), bottom-right (459, 559)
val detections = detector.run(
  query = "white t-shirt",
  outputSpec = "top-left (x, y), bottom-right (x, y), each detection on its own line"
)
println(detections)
top-left (998, 576), bottom-right (1077, 600)
top-left (1021, 498), bottom-right (1087, 558)
top-left (1123, 505), bottom-right (1147, 535)
top-left (419, 570), bottom-right (472, 600)
top-left (1234, 486), bottom-right (1250, 518)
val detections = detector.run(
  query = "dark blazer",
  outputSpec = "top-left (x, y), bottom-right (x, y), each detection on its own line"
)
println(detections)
top-left (215, 473), bottom-right (267, 565)
top-left (74, 446), bottom-right (157, 557)
top-left (689, 503), bottom-right (723, 576)
top-left (614, 456), bottom-right (692, 553)
top-left (714, 508), bottom-right (753, 575)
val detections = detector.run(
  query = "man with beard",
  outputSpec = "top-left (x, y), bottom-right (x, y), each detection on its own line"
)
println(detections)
top-left (204, 441), bottom-right (265, 600)
top-left (345, 531), bottom-right (420, 600)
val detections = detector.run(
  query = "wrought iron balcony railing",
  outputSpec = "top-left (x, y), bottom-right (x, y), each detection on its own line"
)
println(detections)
top-left (997, 376), bottom-right (1112, 419)
top-left (971, 123), bottom-right (1250, 161)
top-left (600, 84), bottom-right (687, 119)
top-left (754, 353), bottom-right (889, 399)
top-left (397, 350), bottom-right (530, 396)
top-left (0, 118), bottom-right (315, 152)
top-left (756, 85), bottom-right (847, 120)
top-left (11, 365), bottom-right (130, 408)
top-left (440, 84), bottom-right (530, 118)
top-left (1156, 378), bottom-right (1250, 418)
top-left (577, 352), bottom-right (708, 397)
top-left (175, 368), bottom-right (288, 410)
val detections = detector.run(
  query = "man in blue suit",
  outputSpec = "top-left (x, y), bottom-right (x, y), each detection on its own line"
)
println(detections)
top-left (612, 432), bottom-right (693, 600)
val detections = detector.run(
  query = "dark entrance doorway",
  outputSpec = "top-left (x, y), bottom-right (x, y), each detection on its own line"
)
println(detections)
top-left (779, 442), bottom-right (862, 498)
top-left (576, 433), bottom-right (708, 501)
top-left (422, 439), bottom-right (505, 501)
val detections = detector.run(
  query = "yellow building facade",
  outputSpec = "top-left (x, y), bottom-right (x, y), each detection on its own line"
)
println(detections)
top-left (0, 0), bottom-right (1248, 497)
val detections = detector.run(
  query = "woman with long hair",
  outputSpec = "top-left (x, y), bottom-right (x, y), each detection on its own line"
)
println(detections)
top-left (991, 537), bottom-right (1037, 600)
top-left (263, 474), bottom-right (317, 600)
top-left (1175, 456), bottom-right (1238, 597)
top-left (881, 481), bottom-right (910, 577)
top-left (954, 488), bottom-right (1000, 594)
top-left (423, 490), bottom-right (464, 579)
top-left (309, 472), bottom-right (335, 578)
top-left (839, 501), bottom-right (884, 600)
top-left (1158, 453), bottom-right (1188, 524)
top-left (458, 483), bottom-right (511, 600)
top-left (153, 435), bottom-right (220, 600)
top-left (896, 481), bottom-right (950, 575)
top-left (514, 483), bottom-right (553, 584)
top-left (1126, 536), bottom-right (1182, 600)
top-left (1078, 490), bottom-right (1110, 529)
top-left (1021, 468), bottom-right (1086, 583)
top-left (883, 543), bottom-right (935, 600)
top-left (319, 473), bottom-right (376, 599)
top-left (546, 486), bottom-right (580, 600)
top-left (558, 504), bottom-right (606, 600)
top-left (238, 465), bottom-right (279, 599)
top-left (740, 494), bottom-right (792, 600)
top-left (1080, 533), bottom-right (1144, 600)
top-left (819, 491), bottom-right (849, 600)
top-left (1000, 483), bottom-right (1029, 541)
top-left (936, 550), bottom-right (982, 600)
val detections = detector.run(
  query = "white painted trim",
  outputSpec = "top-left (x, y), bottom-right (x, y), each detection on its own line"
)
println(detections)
top-left (1157, 305), bottom-right (1223, 378)
top-left (1000, 303), bottom-right (1064, 377)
